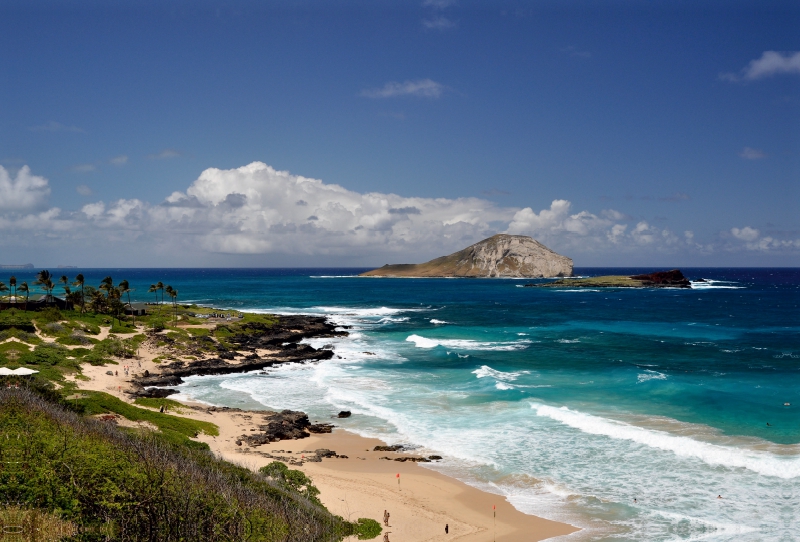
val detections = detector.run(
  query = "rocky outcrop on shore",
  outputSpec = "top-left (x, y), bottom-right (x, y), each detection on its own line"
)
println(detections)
top-left (236, 410), bottom-right (335, 447)
top-left (360, 234), bottom-right (573, 278)
top-left (129, 315), bottom-right (345, 397)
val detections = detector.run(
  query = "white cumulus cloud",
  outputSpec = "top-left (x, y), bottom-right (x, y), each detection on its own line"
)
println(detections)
top-left (0, 165), bottom-right (51, 212)
top-left (360, 79), bottom-right (445, 99)
top-left (1, 162), bottom-right (796, 265)
top-left (721, 51), bottom-right (800, 82)
top-left (731, 226), bottom-right (760, 242)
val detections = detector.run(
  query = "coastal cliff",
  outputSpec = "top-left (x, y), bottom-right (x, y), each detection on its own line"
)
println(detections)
top-left (360, 234), bottom-right (573, 278)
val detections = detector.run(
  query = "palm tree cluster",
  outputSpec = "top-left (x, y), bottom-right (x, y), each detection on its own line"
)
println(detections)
top-left (1, 271), bottom-right (183, 326)
top-left (1, 275), bottom-right (31, 310)
top-left (148, 281), bottom-right (179, 323)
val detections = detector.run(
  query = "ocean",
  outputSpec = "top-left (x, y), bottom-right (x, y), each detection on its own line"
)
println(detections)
top-left (14, 267), bottom-right (800, 540)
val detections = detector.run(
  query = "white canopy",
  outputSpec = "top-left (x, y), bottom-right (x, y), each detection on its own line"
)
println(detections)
top-left (11, 367), bottom-right (39, 375)
top-left (0, 367), bottom-right (39, 376)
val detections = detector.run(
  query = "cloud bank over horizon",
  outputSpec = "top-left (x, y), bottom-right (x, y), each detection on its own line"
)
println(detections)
top-left (0, 162), bottom-right (796, 267)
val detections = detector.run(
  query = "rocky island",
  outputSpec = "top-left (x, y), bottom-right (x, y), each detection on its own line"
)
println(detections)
top-left (360, 234), bottom-right (573, 278)
top-left (529, 269), bottom-right (692, 288)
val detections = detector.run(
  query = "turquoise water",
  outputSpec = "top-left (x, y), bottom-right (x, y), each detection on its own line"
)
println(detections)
top-left (12, 267), bottom-right (799, 540)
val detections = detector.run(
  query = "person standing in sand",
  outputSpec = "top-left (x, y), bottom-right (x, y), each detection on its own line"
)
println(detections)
top-left (383, 510), bottom-right (387, 526)
top-left (445, 523), bottom-right (449, 534)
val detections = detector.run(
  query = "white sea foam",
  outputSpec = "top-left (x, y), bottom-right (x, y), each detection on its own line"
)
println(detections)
top-left (406, 334), bottom-right (531, 351)
top-left (637, 370), bottom-right (667, 383)
top-left (430, 319), bottom-right (449, 324)
top-left (532, 403), bottom-right (800, 479)
top-left (317, 306), bottom-right (419, 317)
top-left (690, 280), bottom-right (744, 290)
top-left (472, 365), bottom-right (529, 381)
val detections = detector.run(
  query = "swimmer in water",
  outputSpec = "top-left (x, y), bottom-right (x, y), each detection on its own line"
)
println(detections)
top-left (766, 422), bottom-right (772, 427)
top-left (717, 495), bottom-right (722, 499)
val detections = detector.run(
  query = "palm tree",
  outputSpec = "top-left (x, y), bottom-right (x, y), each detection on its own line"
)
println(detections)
top-left (59, 276), bottom-right (70, 303)
top-left (148, 284), bottom-right (158, 306)
top-left (18, 282), bottom-right (29, 311)
top-left (99, 276), bottom-right (114, 300)
top-left (156, 281), bottom-right (165, 306)
top-left (34, 270), bottom-right (54, 304)
top-left (0, 281), bottom-right (8, 303)
top-left (165, 286), bottom-right (178, 324)
top-left (9, 276), bottom-right (16, 304)
top-left (119, 279), bottom-right (134, 324)
top-left (73, 274), bottom-right (86, 314)
top-left (108, 286), bottom-right (124, 326)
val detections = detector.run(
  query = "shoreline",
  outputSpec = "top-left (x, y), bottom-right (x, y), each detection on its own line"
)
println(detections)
top-left (72, 361), bottom-right (578, 541)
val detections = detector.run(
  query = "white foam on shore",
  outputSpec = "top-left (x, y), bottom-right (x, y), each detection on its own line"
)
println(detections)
top-left (406, 334), bottom-right (531, 351)
top-left (532, 403), bottom-right (800, 479)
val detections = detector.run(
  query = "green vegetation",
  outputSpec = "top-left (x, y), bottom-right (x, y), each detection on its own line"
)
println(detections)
top-left (0, 309), bottom-right (36, 332)
top-left (0, 388), bottom-right (368, 541)
top-left (74, 390), bottom-right (218, 448)
top-left (260, 461), bottom-right (322, 505)
top-left (0, 274), bottom-right (384, 540)
top-left (352, 519), bottom-right (383, 540)
top-left (134, 396), bottom-right (187, 412)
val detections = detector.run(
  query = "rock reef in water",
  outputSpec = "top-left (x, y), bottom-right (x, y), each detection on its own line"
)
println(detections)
top-left (360, 234), bottom-right (573, 278)
top-left (530, 269), bottom-right (692, 288)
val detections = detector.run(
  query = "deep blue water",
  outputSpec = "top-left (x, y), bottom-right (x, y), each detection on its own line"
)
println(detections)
top-left (8, 267), bottom-right (799, 540)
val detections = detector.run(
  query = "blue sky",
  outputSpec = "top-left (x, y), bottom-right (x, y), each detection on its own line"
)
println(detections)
top-left (1, 0), bottom-right (798, 267)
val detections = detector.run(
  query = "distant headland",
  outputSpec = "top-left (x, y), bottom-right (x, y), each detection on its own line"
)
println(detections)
top-left (360, 234), bottom-right (573, 278)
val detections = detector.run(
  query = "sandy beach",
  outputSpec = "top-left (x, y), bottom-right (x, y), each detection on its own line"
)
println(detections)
top-left (65, 325), bottom-right (578, 542)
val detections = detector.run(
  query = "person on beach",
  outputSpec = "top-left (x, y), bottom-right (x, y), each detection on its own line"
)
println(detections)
top-left (445, 523), bottom-right (449, 534)
top-left (383, 533), bottom-right (390, 542)
top-left (383, 510), bottom-right (387, 526)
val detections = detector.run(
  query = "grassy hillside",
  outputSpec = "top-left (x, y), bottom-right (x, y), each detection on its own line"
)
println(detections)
top-left (0, 387), bottom-right (379, 541)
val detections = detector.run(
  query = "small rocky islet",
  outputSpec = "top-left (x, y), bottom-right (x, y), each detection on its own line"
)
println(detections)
top-left (527, 269), bottom-right (693, 289)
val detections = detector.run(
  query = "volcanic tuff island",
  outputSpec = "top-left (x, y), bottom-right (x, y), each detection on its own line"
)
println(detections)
top-left (360, 234), bottom-right (573, 278)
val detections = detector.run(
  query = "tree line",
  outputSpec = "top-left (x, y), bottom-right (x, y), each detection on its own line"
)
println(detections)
top-left (0, 271), bottom-right (180, 324)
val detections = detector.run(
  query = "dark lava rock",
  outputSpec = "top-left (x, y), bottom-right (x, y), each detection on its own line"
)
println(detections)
top-left (136, 375), bottom-right (184, 387)
top-left (218, 351), bottom-right (236, 360)
top-left (428, 455), bottom-right (443, 460)
top-left (241, 410), bottom-right (314, 446)
top-left (373, 445), bottom-right (404, 452)
top-left (308, 424), bottom-right (334, 434)
top-left (135, 388), bottom-right (179, 399)
top-left (629, 269), bottom-right (691, 288)
top-left (315, 448), bottom-right (337, 458)
top-left (337, 410), bottom-right (352, 418)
